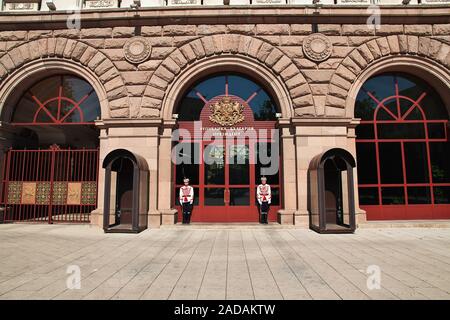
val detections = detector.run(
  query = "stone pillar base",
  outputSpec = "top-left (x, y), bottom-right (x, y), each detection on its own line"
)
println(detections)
top-left (277, 209), bottom-right (295, 225)
top-left (294, 210), bottom-right (309, 228)
top-left (161, 209), bottom-right (178, 225)
top-left (148, 211), bottom-right (162, 228)
top-left (356, 207), bottom-right (367, 226)
top-left (90, 208), bottom-right (103, 228)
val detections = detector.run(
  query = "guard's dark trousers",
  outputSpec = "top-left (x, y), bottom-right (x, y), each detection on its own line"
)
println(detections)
top-left (182, 203), bottom-right (193, 224)
top-left (260, 202), bottom-right (270, 224)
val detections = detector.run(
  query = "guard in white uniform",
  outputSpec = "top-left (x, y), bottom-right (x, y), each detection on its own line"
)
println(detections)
top-left (179, 178), bottom-right (194, 224)
top-left (257, 176), bottom-right (271, 224)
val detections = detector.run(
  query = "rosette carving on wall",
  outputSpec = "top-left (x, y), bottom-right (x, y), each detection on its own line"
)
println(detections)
top-left (124, 36), bottom-right (152, 64)
top-left (303, 33), bottom-right (333, 62)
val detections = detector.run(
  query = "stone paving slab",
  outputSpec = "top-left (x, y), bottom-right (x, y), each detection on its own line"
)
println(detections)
top-left (0, 224), bottom-right (449, 300)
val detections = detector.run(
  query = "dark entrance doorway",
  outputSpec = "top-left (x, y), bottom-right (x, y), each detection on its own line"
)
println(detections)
top-left (309, 148), bottom-right (356, 234)
top-left (103, 149), bottom-right (149, 233)
top-left (115, 158), bottom-right (134, 226)
top-left (324, 159), bottom-right (344, 227)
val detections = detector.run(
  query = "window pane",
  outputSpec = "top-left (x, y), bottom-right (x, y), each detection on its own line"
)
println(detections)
top-left (248, 91), bottom-right (277, 121)
top-left (434, 187), bottom-right (450, 204)
top-left (430, 142), bottom-right (450, 183)
top-left (356, 143), bottom-right (378, 184)
top-left (204, 145), bottom-right (225, 185)
top-left (408, 187), bottom-right (431, 204)
top-left (356, 124), bottom-right (374, 139)
top-left (427, 123), bottom-right (446, 139)
top-left (229, 145), bottom-right (249, 185)
top-left (175, 143), bottom-right (199, 185)
top-left (177, 94), bottom-right (204, 121)
top-left (382, 187), bottom-right (405, 205)
top-left (379, 143), bottom-right (403, 184)
top-left (380, 99), bottom-right (400, 120)
top-left (377, 123), bottom-right (425, 139)
top-left (12, 75), bottom-right (100, 124)
top-left (359, 187), bottom-right (379, 205)
top-left (205, 188), bottom-right (224, 206)
top-left (355, 90), bottom-right (377, 120)
top-left (194, 75), bottom-right (225, 100)
top-left (255, 143), bottom-right (279, 184)
top-left (177, 73), bottom-right (277, 121)
top-left (404, 143), bottom-right (429, 183)
top-left (230, 188), bottom-right (250, 206)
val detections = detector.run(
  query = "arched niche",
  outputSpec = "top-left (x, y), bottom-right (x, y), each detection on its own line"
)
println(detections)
top-left (308, 148), bottom-right (357, 234)
top-left (102, 149), bottom-right (149, 233)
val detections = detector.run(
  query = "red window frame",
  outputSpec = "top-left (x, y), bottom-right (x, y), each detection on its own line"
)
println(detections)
top-left (356, 77), bottom-right (450, 220)
top-left (12, 76), bottom-right (98, 126)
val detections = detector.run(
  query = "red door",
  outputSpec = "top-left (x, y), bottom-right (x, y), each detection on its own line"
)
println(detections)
top-left (197, 142), bottom-right (255, 222)
top-left (175, 140), bottom-right (280, 223)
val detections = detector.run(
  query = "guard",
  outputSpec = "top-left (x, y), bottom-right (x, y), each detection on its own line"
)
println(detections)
top-left (257, 176), bottom-right (271, 224)
top-left (179, 178), bottom-right (194, 224)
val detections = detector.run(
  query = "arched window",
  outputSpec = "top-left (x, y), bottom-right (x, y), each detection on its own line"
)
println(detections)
top-left (177, 73), bottom-right (278, 121)
top-left (12, 75), bottom-right (101, 125)
top-left (355, 73), bottom-right (450, 219)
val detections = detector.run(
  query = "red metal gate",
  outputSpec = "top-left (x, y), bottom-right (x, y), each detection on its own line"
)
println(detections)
top-left (1, 145), bottom-right (99, 223)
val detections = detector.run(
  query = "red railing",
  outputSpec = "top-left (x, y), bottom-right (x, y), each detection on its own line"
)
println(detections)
top-left (1, 145), bottom-right (99, 223)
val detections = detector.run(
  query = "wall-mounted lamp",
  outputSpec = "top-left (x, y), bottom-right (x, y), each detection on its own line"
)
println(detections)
top-left (275, 113), bottom-right (282, 119)
top-left (172, 114), bottom-right (179, 119)
top-left (46, 1), bottom-right (56, 10)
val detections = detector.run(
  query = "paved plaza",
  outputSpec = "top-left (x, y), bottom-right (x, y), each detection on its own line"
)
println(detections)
top-left (0, 223), bottom-right (449, 300)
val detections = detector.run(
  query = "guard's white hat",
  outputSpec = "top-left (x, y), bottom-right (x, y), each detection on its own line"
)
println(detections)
top-left (183, 178), bottom-right (190, 183)
top-left (261, 176), bottom-right (267, 181)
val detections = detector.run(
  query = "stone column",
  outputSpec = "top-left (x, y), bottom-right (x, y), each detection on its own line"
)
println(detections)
top-left (294, 124), bottom-right (322, 228)
top-left (277, 119), bottom-right (297, 225)
top-left (158, 119), bottom-right (178, 225)
top-left (90, 125), bottom-right (107, 228)
top-left (347, 119), bottom-right (367, 225)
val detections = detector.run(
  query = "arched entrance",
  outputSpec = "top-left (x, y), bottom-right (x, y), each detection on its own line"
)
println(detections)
top-left (309, 148), bottom-right (356, 234)
top-left (172, 73), bottom-right (282, 223)
top-left (355, 72), bottom-right (450, 220)
top-left (102, 149), bottom-right (149, 233)
top-left (1, 75), bottom-right (101, 223)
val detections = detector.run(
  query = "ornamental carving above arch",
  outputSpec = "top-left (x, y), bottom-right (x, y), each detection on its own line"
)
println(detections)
top-left (140, 34), bottom-right (315, 119)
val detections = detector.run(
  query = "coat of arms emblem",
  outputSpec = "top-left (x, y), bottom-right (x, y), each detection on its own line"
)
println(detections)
top-left (209, 96), bottom-right (245, 127)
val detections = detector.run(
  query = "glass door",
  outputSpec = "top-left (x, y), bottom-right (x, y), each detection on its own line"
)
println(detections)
top-left (201, 142), bottom-right (257, 222)
top-left (174, 140), bottom-right (280, 222)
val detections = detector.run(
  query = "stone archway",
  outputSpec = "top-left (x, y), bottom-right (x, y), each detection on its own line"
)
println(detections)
top-left (0, 37), bottom-right (131, 118)
top-left (140, 34), bottom-right (314, 118)
top-left (325, 36), bottom-right (450, 117)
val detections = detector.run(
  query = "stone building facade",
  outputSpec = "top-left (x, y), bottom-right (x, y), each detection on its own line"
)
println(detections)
top-left (0, 3), bottom-right (449, 232)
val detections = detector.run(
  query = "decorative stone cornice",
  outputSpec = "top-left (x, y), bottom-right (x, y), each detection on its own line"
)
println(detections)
top-left (0, 6), bottom-right (449, 29)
